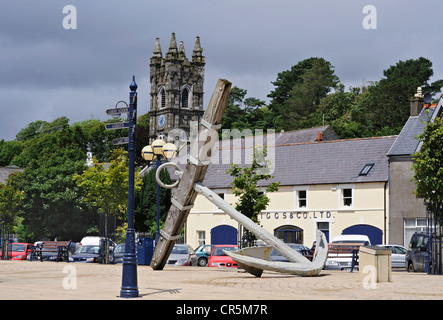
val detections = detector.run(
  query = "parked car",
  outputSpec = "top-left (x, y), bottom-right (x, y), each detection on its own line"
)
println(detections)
top-left (376, 244), bottom-right (407, 268)
top-left (190, 244), bottom-right (214, 267)
top-left (166, 244), bottom-right (194, 266)
top-left (208, 245), bottom-right (238, 267)
top-left (79, 236), bottom-right (116, 248)
top-left (113, 243), bottom-right (125, 264)
top-left (325, 234), bottom-right (371, 270)
top-left (406, 232), bottom-right (429, 272)
top-left (69, 245), bottom-right (111, 263)
top-left (0, 243), bottom-right (33, 260)
top-left (269, 243), bottom-right (310, 262)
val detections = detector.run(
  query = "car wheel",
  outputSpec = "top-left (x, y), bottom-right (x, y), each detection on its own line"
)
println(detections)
top-left (198, 257), bottom-right (208, 267)
top-left (407, 261), bottom-right (415, 273)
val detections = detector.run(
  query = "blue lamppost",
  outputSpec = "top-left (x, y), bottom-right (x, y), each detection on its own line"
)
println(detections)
top-left (141, 140), bottom-right (177, 244)
top-left (120, 76), bottom-right (139, 298)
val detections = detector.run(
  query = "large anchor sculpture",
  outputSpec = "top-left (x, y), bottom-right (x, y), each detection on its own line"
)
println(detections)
top-left (149, 79), bottom-right (328, 277)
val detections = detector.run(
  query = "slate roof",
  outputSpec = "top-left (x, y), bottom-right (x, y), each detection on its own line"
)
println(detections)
top-left (201, 135), bottom-right (397, 189)
top-left (387, 107), bottom-right (435, 157)
top-left (387, 95), bottom-right (443, 157)
top-left (0, 166), bottom-right (24, 184)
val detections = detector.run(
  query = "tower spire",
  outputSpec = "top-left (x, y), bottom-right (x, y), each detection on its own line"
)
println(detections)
top-left (168, 33), bottom-right (177, 53)
top-left (192, 36), bottom-right (204, 63)
top-left (153, 37), bottom-right (162, 58)
top-left (178, 40), bottom-right (186, 60)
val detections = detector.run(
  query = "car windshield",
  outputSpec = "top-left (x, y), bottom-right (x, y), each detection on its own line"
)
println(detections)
top-left (171, 246), bottom-right (189, 254)
top-left (75, 246), bottom-right (100, 254)
top-left (10, 244), bottom-right (26, 252)
top-left (114, 244), bottom-right (125, 254)
top-left (213, 246), bottom-right (237, 256)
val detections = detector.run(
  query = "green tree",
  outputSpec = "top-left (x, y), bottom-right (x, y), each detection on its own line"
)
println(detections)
top-left (0, 171), bottom-right (24, 259)
top-left (73, 149), bottom-right (142, 258)
top-left (283, 58), bottom-right (339, 130)
top-left (227, 146), bottom-right (280, 246)
top-left (412, 115), bottom-right (443, 274)
top-left (412, 115), bottom-right (443, 207)
top-left (221, 86), bottom-right (269, 136)
top-left (352, 57), bottom-right (443, 136)
top-left (17, 145), bottom-right (94, 242)
top-left (134, 167), bottom-right (171, 234)
top-left (0, 140), bottom-right (24, 166)
top-left (15, 117), bottom-right (70, 141)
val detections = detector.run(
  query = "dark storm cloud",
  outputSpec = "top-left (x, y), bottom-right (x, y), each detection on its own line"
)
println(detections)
top-left (0, 0), bottom-right (442, 141)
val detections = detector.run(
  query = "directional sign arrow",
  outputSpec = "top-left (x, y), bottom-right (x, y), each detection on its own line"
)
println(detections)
top-left (106, 107), bottom-right (130, 115)
top-left (113, 137), bottom-right (129, 145)
top-left (105, 122), bottom-right (130, 130)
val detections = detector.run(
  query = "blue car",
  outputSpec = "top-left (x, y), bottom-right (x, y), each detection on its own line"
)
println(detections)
top-left (190, 245), bottom-right (214, 267)
top-left (69, 245), bottom-right (109, 263)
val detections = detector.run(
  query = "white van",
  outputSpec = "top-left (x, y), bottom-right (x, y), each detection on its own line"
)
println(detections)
top-left (325, 234), bottom-right (371, 270)
top-left (79, 236), bottom-right (116, 248)
top-left (331, 234), bottom-right (371, 245)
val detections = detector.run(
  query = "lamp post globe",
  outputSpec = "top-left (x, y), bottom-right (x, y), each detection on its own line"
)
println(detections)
top-left (141, 145), bottom-right (154, 162)
top-left (152, 139), bottom-right (165, 155)
top-left (162, 143), bottom-right (178, 159)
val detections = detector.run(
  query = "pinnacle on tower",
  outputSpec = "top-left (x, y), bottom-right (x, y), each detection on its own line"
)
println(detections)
top-left (168, 33), bottom-right (178, 53)
top-left (178, 40), bottom-right (186, 60)
top-left (153, 37), bottom-right (162, 58)
top-left (192, 36), bottom-right (204, 63)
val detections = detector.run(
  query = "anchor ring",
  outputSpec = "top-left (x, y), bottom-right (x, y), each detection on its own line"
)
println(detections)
top-left (155, 162), bottom-right (183, 189)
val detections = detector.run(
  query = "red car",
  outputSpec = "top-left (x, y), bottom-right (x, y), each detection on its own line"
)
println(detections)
top-left (0, 243), bottom-right (33, 260)
top-left (208, 245), bottom-right (238, 267)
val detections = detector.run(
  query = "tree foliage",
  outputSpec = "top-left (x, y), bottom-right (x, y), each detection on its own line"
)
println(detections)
top-left (73, 149), bottom-right (142, 223)
top-left (412, 116), bottom-right (443, 209)
top-left (134, 167), bottom-right (171, 233)
top-left (0, 171), bottom-right (24, 257)
top-left (17, 142), bottom-right (94, 241)
top-left (227, 146), bottom-right (280, 224)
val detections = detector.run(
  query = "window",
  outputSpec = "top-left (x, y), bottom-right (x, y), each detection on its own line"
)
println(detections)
top-left (298, 190), bottom-right (307, 208)
top-left (359, 163), bottom-right (374, 176)
top-left (342, 188), bottom-right (352, 207)
top-left (157, 87), bottom-right (166, 108)
top-left (404, 218), bottom-right (428, 247)
top-left (181, 88), bottom-right (189, 108)
top-left (197, 231), bottom-right (206, 246)
top-left (293, 187), bottom-right (309, 209)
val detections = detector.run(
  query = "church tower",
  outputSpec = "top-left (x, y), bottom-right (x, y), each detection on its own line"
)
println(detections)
top-left (149, 33), bottom-right (205, 143)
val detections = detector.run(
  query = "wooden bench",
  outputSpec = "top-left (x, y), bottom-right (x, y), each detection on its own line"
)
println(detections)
top-left (304, 243), bottom-right (362, 271)
top-left (30, 241), bottom-right (71, 262)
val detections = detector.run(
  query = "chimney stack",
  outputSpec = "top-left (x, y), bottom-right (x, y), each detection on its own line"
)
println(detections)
top-left (410, 87), bottom-right (424, 116)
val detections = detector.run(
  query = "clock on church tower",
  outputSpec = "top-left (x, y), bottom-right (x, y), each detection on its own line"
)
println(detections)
top-left (148, 33), bottom-right (205, 144)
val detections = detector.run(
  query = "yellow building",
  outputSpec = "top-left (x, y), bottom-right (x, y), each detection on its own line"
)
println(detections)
top-left (185, 129), bottom-right (396, 249)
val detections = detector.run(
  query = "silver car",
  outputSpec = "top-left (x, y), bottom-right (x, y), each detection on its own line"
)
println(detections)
top-left (166, 244), bottom-right (194, 266)
top-left (376, 244), bottom-right (407, 268)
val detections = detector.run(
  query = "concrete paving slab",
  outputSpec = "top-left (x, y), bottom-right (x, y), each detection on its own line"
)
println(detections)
top-left (1, 260), bottom-right (443, 300)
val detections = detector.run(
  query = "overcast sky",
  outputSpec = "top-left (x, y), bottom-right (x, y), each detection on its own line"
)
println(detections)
top-left (1, 0), bottom-right (442, 141)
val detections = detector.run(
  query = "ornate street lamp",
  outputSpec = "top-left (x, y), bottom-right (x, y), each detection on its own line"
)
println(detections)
top-left (120, 76), bottom-right (139, 298)
top-left (142, 140), bottom-right (177, 244)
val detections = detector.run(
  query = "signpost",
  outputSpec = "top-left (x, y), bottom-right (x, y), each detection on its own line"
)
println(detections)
top-left (112, 137), bottom-right (129, 145)
top-left (105, 122), bottom-right (130, 130)
top-left (107, 76), bottom-right (138, 298)
top-left (106, 107), bottom-right (130, 116)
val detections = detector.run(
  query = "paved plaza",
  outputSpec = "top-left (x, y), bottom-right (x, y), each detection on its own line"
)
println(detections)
top-left (1, 260), bottom-right (443, 300)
